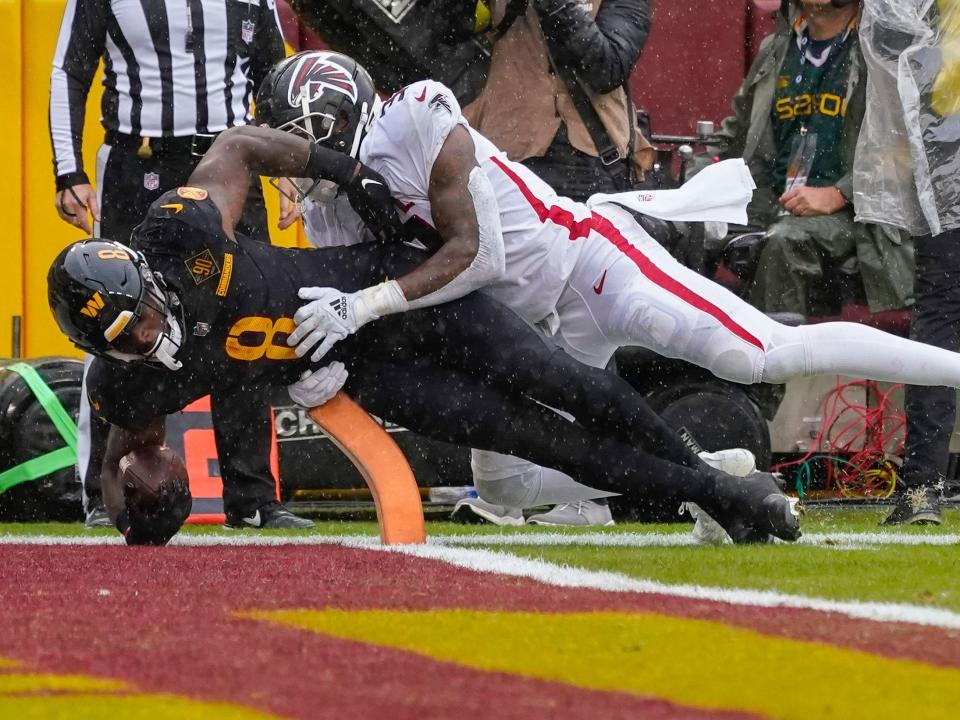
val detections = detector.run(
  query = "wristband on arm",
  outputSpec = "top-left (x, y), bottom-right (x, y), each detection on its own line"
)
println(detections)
top-left (55, 171), bottom-right (90, 192)
top-left (357, 280), bottom-right (409, 321)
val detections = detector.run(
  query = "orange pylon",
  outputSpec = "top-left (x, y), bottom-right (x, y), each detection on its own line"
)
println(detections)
top-left (309, 392), bottom-right (426, 545)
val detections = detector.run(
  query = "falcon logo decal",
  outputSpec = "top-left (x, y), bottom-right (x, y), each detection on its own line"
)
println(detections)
top-left (429, 93), bottom-right (452, 115)
top-left (288, 56), bottom-right (358, 107)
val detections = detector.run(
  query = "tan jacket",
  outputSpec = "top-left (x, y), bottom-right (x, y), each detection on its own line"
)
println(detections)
top-left (463, 0), bottom-right (653, 174)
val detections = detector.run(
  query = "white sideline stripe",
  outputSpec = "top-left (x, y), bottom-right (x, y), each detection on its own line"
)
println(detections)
top-left (2, 531), bottom-right (959, 629)
top-left (384, 542), bottom-right (960, 631)
top-left (0, 530), bottom-right (958, 548)
top-left (430, 531), bottom-right (960, 547)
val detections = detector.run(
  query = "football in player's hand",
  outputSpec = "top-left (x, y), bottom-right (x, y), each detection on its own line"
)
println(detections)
top-left (119, 446), bottom-right (192, 545)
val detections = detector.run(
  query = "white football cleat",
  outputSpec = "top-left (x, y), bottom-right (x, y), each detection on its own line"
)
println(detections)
top-left (526, 500), bottom-right (615, 527)
top-left (451, 497), bottom-right (525, 526)
top-left (688, 448), bottom-right (758, 544)
top-left (698, 448), bottom-right (757, 477)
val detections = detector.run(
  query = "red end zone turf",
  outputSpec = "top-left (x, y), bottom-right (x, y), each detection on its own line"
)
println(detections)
top-left (1, 544), bottom-right (958, 719)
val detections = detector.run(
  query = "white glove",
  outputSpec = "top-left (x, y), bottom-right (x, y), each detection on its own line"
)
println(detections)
top-left (287, 361), bottom-right (348, 408)
top-left (288, 282), bottom-right (408, 362)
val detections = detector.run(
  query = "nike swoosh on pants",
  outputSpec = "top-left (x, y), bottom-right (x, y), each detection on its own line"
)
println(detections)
top-left (593, 270), bottom-right (608, 295)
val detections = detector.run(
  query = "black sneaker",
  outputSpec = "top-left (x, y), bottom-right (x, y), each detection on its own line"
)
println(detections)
top-left (698, 471), bottom-right (802, 544)
top-left (224, 502), bottom-right (315, 530)
top-left (84, 503), bottom-right (113, 529)
top-left (881, 486), bottom-right (942, 526)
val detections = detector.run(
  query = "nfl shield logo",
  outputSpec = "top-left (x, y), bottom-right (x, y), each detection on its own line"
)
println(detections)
top-left (241, 19), bottom-right (255, 44)
top-left (143, 172), bottom-right (160, 191)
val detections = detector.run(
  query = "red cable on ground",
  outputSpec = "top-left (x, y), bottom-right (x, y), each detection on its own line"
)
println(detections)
top-left (771, 378), bottom-right (905, 497)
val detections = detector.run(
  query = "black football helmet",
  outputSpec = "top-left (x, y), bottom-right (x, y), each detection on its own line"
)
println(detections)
top-left (256, 50), bottom-right (381, 159)
top-left (47, 240), bottom-right (183, 370)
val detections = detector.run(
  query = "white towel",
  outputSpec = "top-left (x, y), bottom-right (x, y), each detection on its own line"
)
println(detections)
top-left (586, 158), bottom-right (756, 224)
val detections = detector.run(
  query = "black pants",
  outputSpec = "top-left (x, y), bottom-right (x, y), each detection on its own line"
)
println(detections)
top-left (338, 292), bottom-right (716, 508)
top-left (902, 229), bottom-right (960, 489)
top-left (83, 139), bottom-right (275, 517)
top-left (97, 138), bottom-right (268, 244)
top-left (351, 294), bottom-right (703, 469)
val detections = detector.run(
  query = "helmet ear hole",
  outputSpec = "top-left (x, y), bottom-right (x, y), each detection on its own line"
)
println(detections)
top-left (333, 112), bottom-right (350, 136)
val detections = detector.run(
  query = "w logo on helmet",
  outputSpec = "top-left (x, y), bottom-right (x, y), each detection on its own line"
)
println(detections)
top-left (288, 55), bottom-right (358, 108)
top-left (79, 291), bottom-right (105, 318)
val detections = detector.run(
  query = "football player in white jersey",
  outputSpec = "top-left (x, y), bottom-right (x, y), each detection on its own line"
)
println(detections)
top-left (259, 51), bottom-right (960, 526)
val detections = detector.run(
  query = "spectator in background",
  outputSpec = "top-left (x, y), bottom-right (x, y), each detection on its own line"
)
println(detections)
top-left (465, 0), bottom-right (653, 200)
top-left (452, 0), bottom-right (653, 527)
top-left (50, 0), bottom-right (314, 530)
top-left (855, 0), bottom-right (960, 525)
top-left (285, 0), bottom-right (490, 103)
top-left (711, 0), bottom-right (913, 320)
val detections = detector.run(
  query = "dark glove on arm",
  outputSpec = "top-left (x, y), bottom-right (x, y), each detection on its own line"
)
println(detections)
top-left (343, 164), bottom-right (404, 243)
top-left (303, 144), bottom-right (404, 243)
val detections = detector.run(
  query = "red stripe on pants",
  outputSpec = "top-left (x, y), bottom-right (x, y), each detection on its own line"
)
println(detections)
top-left (490, 156), bottom-right (765, 350)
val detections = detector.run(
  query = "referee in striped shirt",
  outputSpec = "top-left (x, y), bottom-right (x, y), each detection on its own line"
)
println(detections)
top-left (49, 0), bottom-right (315, 531)
top-left (50, 0), bottom-right (283, 242)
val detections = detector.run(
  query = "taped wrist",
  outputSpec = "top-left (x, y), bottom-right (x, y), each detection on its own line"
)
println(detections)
top-left (356, 280), bottom-right (409, 324)
top-left (304, 143), bottom-right (358, 186)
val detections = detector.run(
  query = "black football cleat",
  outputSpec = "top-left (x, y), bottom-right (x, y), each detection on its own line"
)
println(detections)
top-left (698, 471), bottom-right (802, 544)
top-left (224, 501), bottom-right (315, 530)
top-left (881, 486), bottom-right (942, 526)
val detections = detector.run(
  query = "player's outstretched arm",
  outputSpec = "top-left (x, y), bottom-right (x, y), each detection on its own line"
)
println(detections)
top-left (188, 125), bottom-right (399, 240)
top-left (286, 127), bottom-right (506, 362)
top-left (394, 126), bottom-right (505, 307)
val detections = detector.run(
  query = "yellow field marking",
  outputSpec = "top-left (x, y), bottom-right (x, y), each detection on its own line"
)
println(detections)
top-left (0, 657), bottom-right (279, 719)
top-left (0, 695), bottom-right (280, 719)
top-left (0, 672), bottom-right (124, 693)
top-left (242, 608), bottom-right (960, 720)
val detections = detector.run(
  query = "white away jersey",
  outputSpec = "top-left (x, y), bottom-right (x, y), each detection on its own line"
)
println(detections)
top-left (359, 79), bottom-right (594, 330)
top-left (301, 192), bottom-right (370, 249)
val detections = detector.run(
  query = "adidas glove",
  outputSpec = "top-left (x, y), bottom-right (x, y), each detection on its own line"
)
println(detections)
top-left (288, 361), bottom-right (348, 408)
top-left (287, 282), bottom-right (409, 362)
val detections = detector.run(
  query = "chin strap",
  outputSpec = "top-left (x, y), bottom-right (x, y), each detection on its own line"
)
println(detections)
top-left (149, 311), bottom-right (183, 371)
top-left (348, 96), bottom-right (381, 159)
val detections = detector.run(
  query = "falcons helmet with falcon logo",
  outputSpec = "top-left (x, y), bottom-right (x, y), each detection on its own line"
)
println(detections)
top-left (256, 51), bottom-right (380, 159)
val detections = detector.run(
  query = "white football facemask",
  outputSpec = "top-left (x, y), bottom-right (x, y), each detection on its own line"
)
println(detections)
top-left (104, 281), bottom-right (183, 371)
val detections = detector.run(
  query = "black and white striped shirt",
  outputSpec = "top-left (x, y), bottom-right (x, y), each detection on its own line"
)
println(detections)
top-left (50, 0), bottom-right (285, 188)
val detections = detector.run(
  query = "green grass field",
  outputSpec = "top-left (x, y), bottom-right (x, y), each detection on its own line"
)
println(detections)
top-left (6, 506), bottom-right (958, 612)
